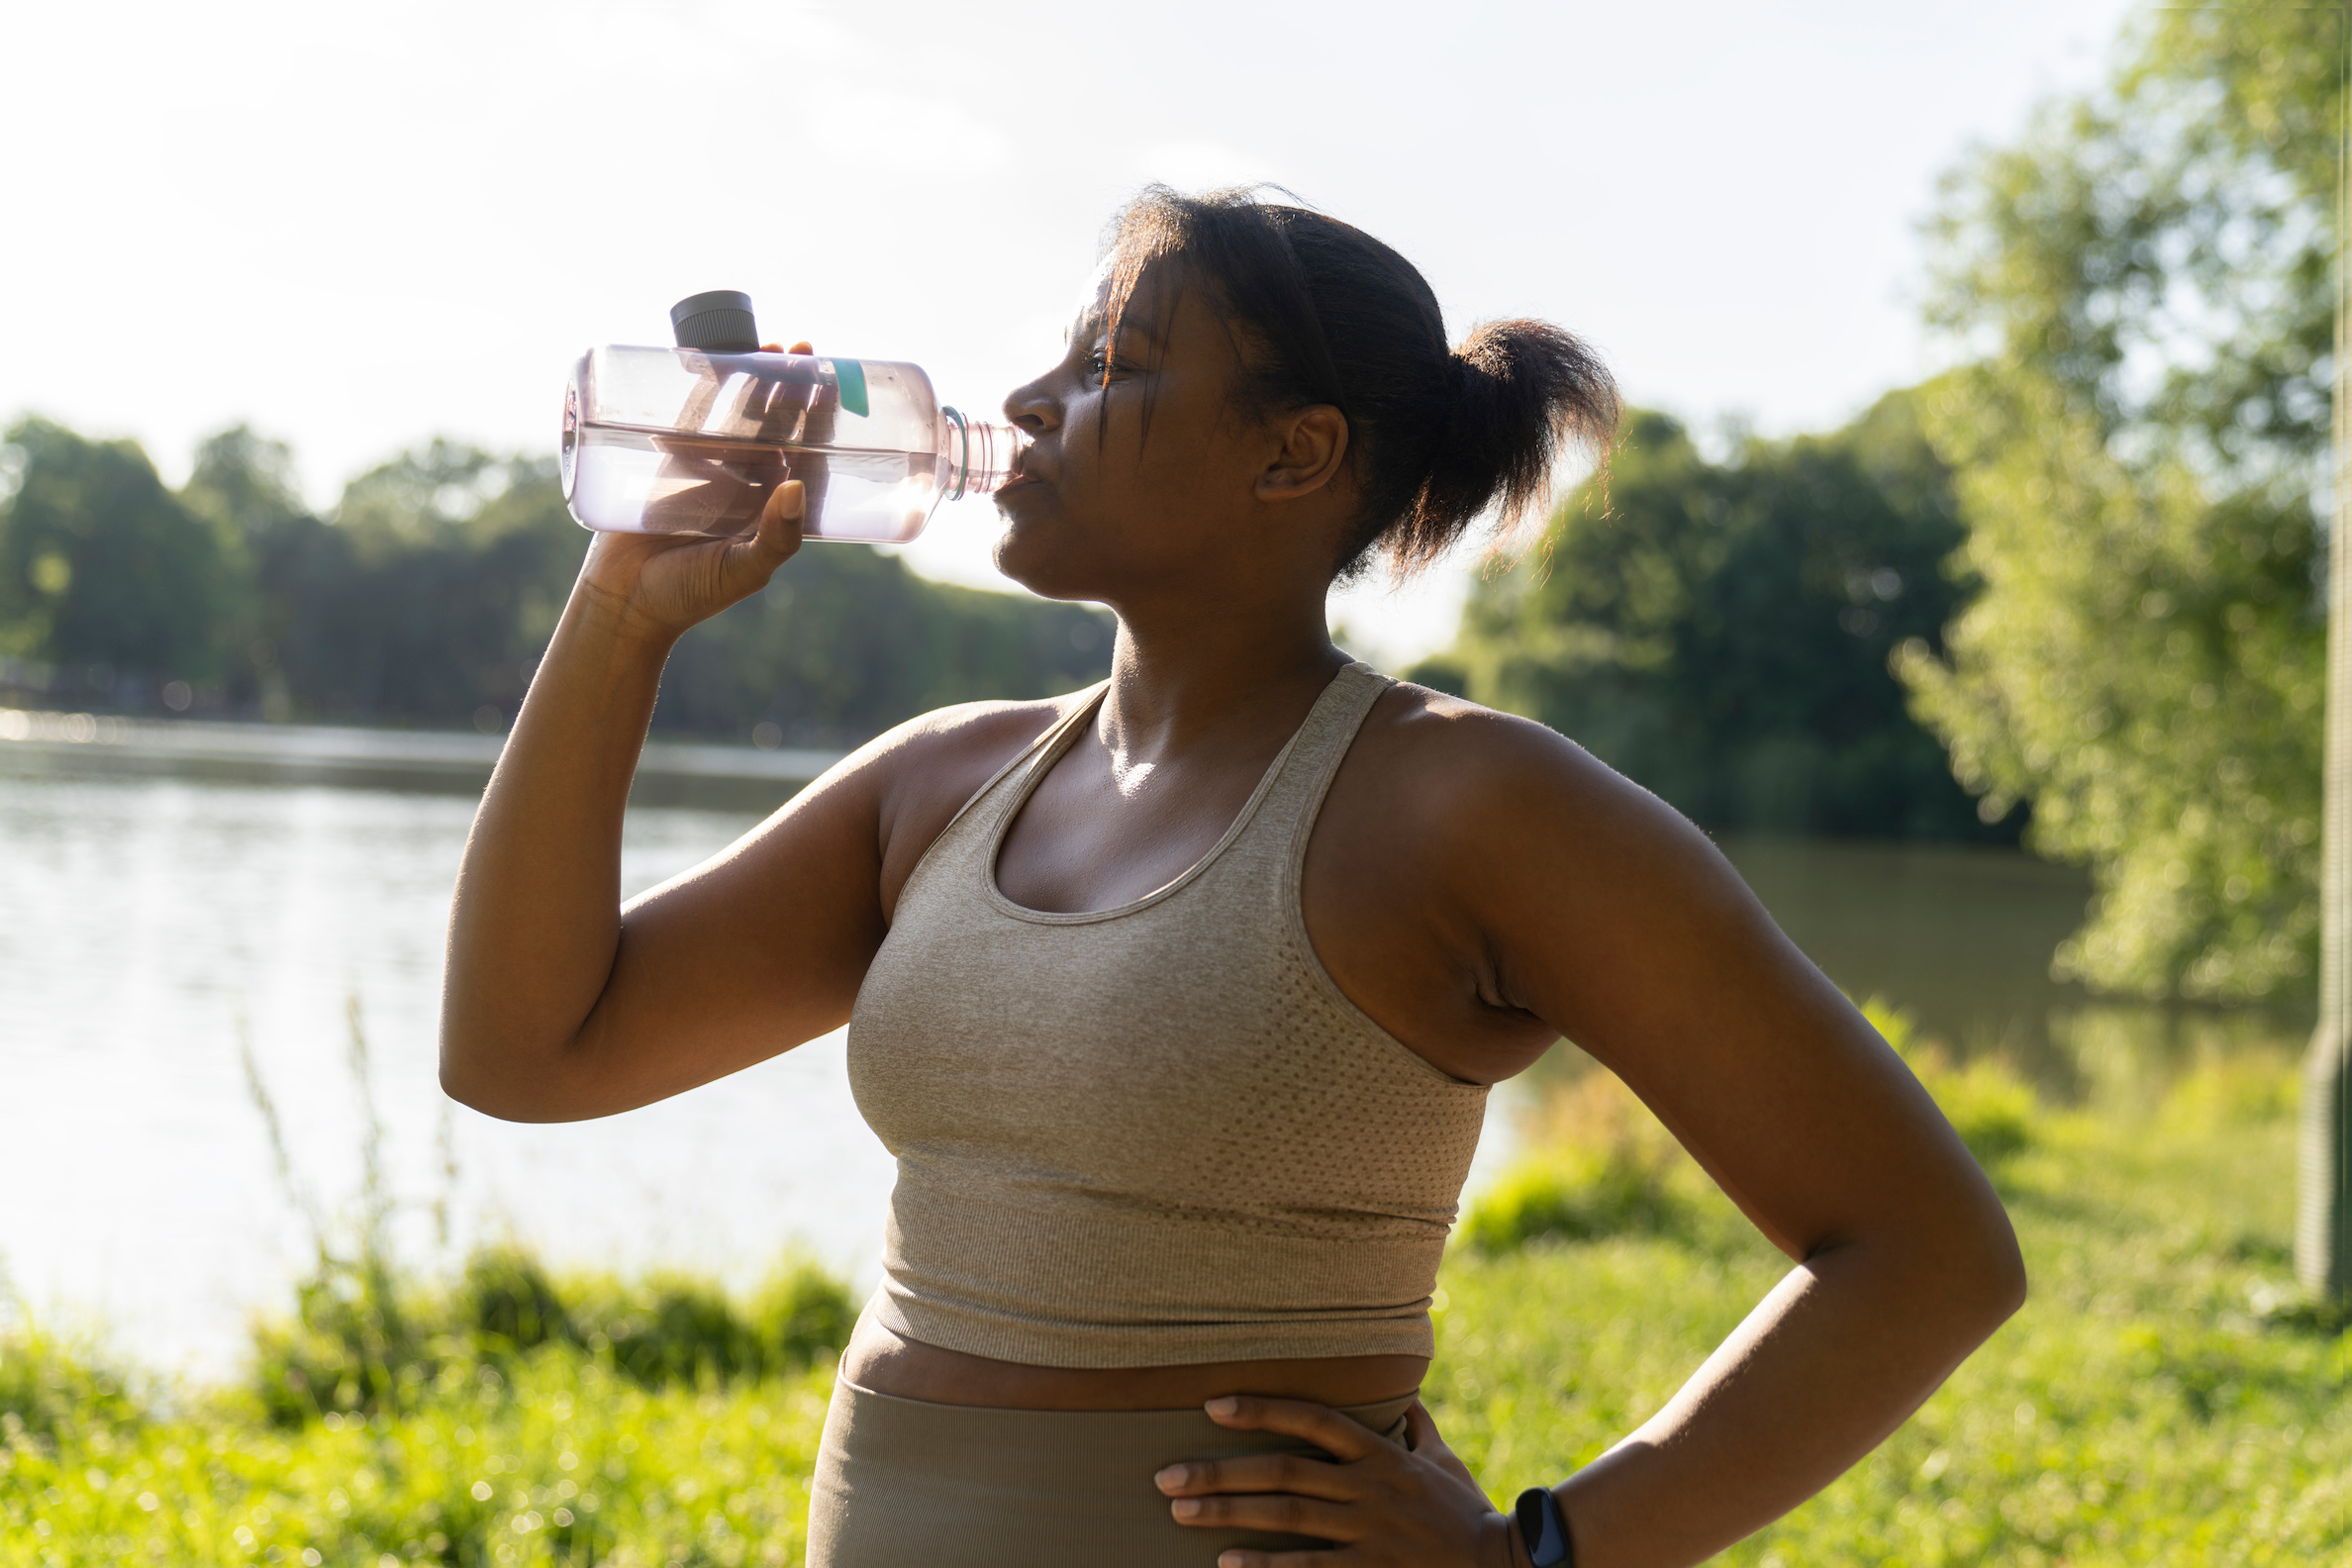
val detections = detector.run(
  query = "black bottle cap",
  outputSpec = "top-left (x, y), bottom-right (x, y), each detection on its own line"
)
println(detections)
top-left (670, 290), bottom-right (760, 353)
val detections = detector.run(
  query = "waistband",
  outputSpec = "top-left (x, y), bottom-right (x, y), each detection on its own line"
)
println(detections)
top-left (806, 1376), bottom-right (1416, 1567)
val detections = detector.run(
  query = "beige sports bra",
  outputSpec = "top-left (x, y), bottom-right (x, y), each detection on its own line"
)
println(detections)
top-left (845, 662), bottom-right (1490, 1368)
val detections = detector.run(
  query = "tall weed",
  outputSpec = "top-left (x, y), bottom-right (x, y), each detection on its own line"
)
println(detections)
top-left (240, 1000), bottom-right (858, 1425)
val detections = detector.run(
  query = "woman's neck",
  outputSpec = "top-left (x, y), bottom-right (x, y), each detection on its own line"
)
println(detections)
top-left (1097, 593), bottom-right (1348, 765)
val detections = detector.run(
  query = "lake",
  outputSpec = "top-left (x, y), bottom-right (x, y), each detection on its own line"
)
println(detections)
top-left (0, 746), bottom-right (2306, 1380)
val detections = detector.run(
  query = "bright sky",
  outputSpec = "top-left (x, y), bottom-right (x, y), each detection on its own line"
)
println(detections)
top-left (2, 0), bottom-right (2138, 664)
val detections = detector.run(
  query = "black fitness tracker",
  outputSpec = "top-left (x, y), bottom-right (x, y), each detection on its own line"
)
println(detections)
top-left (1514, 1485), bottom-right (1574, 1567)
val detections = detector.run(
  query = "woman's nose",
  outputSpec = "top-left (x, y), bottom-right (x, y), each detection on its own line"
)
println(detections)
top-left (1002, 371), bottom-right (1059, 435)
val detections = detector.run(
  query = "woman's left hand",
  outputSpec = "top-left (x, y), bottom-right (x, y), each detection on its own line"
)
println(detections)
top-left (1156, 1395), bottom-right (1524, 1567)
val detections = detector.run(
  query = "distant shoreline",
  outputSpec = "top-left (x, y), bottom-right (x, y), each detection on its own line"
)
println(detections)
top-left (0, 707), bottom-right (843, 811)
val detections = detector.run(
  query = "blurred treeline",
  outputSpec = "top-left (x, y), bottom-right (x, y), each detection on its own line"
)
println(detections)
top-left (1414, 391), bottom-right (2010, 843)
top-left (0, 420), bottom-right (1113, 744)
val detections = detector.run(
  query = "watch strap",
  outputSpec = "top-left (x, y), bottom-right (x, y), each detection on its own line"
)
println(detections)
top-left (1514, 1485), bottom-right (1574, 1567)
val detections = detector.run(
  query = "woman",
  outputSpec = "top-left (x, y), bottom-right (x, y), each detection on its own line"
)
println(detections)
top-left (441, 187), bottom-right (2024, 1568)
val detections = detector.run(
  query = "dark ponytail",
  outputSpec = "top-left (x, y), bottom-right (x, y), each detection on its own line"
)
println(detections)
top-left (1102, 186), bottom-right (1619, 579)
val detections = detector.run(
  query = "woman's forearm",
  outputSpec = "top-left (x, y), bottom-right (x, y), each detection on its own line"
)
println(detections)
top-left (1551, 1226), bottom-right (2023, 1568)
top-left (439, 578), bottom-right (676, 1117)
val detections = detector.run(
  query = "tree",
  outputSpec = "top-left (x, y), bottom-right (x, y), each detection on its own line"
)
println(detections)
top-left (182, 425), bottom-right (309, 546)
top-left (1897, 13), bottom-right (2339, 1004)
top-left (1424, 393), bottom-right (2003, 841)
top-left (0, 416), bottom-right (231, 696)
top-left (293, 443), bottom-right (583, 724)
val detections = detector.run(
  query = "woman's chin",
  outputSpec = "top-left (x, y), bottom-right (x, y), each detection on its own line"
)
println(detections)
top-left (990, 514), bottom-right (1094, 601)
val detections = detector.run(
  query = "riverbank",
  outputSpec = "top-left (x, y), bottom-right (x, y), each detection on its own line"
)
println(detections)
top-left (2, 1027), bottom-right (2334, 1565)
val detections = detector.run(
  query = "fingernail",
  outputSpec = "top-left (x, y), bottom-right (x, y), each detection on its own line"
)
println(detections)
top-left (1155, 1465), bottom-right (1187, 1492)
top-left (1205, 1397), bottom-right (1239, 1418)
top-left (1170, 1498), bottom-right (1202, 1520)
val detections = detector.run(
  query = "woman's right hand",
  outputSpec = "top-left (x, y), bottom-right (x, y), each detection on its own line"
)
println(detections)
top-left (575, 338), bottom-right (813, 643)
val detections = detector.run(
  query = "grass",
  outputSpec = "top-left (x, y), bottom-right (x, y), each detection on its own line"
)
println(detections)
top-left (3, 1263), bottom-right (845, 1568)
top-left (3, 1005), bottom-right (2343, 1565)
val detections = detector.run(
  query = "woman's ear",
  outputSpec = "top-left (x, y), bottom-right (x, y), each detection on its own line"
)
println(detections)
top-left (1254, 405), bottom-right (1350, 503)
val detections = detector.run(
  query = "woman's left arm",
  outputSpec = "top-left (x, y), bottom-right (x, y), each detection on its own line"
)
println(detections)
top-left (1476, 725), bottom-right (2028, 1568)
top-left (1162, 713), bottom-right (2025, 1567)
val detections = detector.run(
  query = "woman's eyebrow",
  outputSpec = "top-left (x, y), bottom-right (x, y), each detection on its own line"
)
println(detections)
top-left (1070, 303), bottom-right (1168, 346)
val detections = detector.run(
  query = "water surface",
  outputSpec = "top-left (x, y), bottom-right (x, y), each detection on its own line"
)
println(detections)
top-left (1719, 834), bottom-right (2308, 1096)
top-left (2, 770), bottom-right (892, 1377)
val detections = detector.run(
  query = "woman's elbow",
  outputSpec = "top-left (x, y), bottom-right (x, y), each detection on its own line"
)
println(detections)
top-left (437, 1031), bottom-right (541, 1122)
top-left (439, 1025), bottom-right (607, 1123)
top-left (1980, 1211), bottom-right (2029, 1323)
top-left (438, 1047), bottom-right (505, 1118)
top-left (1943, 1201), bottom-right (2028, 1338)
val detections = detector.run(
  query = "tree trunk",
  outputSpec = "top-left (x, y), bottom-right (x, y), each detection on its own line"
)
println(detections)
top-left (2295, 19), bottom-right (2352, 1306)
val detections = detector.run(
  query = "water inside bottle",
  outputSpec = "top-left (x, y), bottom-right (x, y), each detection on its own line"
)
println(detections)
top-left (567, 422), bottom-right (940, 543)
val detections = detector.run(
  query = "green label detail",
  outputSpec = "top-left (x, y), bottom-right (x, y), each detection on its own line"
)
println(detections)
top-left (833, 358), bottom-right (870, 418)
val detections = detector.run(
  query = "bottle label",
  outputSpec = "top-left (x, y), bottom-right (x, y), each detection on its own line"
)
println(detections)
top-left (833, 358), bottom-right (870, 419)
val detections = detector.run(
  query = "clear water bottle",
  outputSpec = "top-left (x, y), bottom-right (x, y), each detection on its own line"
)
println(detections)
top-left (559, 291), bottom-right (1028, 544)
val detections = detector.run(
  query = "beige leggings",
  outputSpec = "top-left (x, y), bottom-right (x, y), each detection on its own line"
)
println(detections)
top-left (805, 1377), bottom-right (1415, 1566)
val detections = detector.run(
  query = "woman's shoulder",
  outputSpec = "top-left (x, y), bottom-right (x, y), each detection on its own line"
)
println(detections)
top-left (865, 691), bottom-right (1091, 780)
top-left (850, 687), bottom-right (1100, 909)
top-left (1356, 678), bottom-right (1648, 811)
top-left (1347, 679), bottom-right (1722, 890)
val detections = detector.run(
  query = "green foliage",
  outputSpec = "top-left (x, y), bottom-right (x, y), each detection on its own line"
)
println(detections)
top-left (1455, 1142), bottom-right (1696, 1253)
top-left (1430, 393), bottom-right (2006, 839)
top-left (747, 1256), bottom-right (862, 1374)
top-left (180, 425), bottom-right (309, 546)
top-left (0, 1325), bottom-right (143, 1445)
top-left (250, 1247), bottom-right (437, 1429)
top-left (240, 448), bottom-right (587, 727)
top-left (0, 417), bottom-right (231, 686)
top-left (568, 1274), bottom-right (765, 1392)
top-left (458, 1246), bottom-right (571, 1358)
top-left (252, 1245), bottom-right (859, 1428)
top-left (1458, 1049), bottom-right (1727, 1252)
top-left (1899, 15), bottom-right (2339, 1002)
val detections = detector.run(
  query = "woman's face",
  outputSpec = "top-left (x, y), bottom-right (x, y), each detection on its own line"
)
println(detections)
top-left (989, 264), bottom-right (1350, 609)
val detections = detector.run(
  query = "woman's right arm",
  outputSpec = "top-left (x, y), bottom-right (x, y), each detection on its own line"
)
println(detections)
top-left (440, 473), bottom-right (890, 1123)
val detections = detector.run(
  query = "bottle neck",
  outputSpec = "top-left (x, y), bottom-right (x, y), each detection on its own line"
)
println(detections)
top-left (939, 408), bottom-right (1029, 499)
